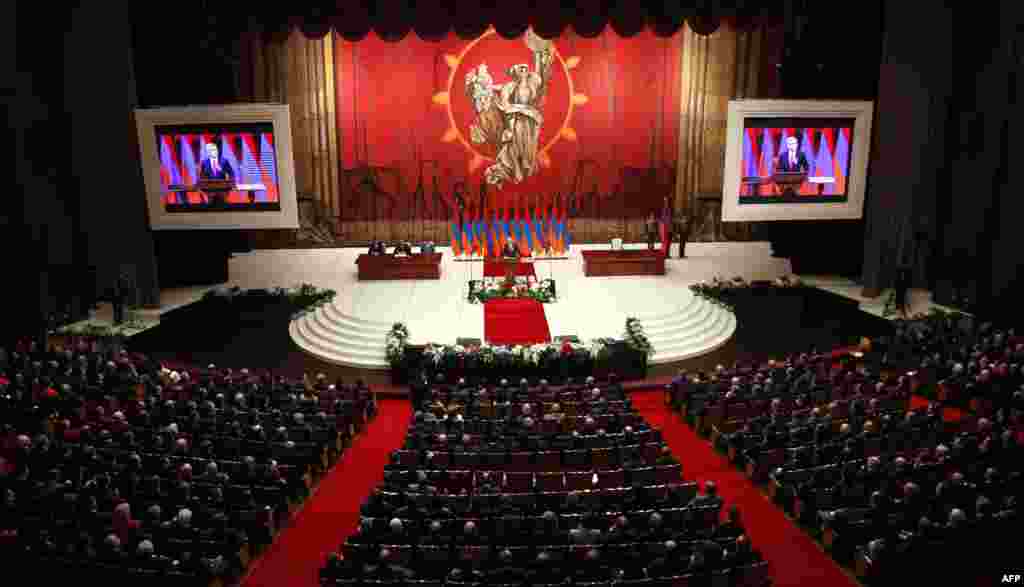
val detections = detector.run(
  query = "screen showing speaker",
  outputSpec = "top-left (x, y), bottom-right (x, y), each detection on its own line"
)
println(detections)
top-left (737, 118), bottom-right (855, 204)
top-left (154, 123), bottom-right (281, 212)
top-left (135, 104), bottom-right (299, 231)
top-left (722, 100), bottom-right (873, 222)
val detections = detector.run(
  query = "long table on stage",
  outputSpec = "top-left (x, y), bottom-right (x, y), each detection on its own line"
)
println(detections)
top-left (355, 253), bottom-right (442, 280)
top-left (581, 250), bottom-right (666, 277)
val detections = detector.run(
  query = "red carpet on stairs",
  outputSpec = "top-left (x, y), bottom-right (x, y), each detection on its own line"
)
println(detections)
top-left (242, 399), bottom-right (411, 587)
top-left (630, 391), bottom-right (859, 587)
top-left (484, 298), bottom-right (551, 346)
top-left (483, 260), bottom-right (536, 278)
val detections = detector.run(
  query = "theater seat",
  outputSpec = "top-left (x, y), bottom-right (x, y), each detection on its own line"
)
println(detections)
top-left (536, 472), bottom-right (564, 492)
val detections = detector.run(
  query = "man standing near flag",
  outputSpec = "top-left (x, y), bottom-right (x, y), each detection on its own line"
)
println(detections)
top-left (658, 196), bottom-right (672, 257)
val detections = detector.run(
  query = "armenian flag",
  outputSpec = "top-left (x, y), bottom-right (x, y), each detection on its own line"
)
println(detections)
top-left (485, 214), bottom-right (496, 257)
top-left (532, 207), bottom-right (544, 255)
top-left (450, 220), bottom-right (462, 256)
top-left (461, 218), bottom-right (472, 256)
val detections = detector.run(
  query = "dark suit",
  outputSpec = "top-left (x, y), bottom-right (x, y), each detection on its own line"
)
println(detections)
top-left (502, 242), bottom-right (519, 258)
top-left (199, 157), bottom-right (235, 180)
top-left (648, 554), bottom-right (688, 577)
top-left (776, 151), bottom-right (809, 173)
top-left (198, 157), bottom-right (235, 205)
top-left (488, 565), bottom-right (527, 584)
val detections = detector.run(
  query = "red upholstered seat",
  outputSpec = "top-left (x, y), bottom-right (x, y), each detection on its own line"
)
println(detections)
top-left (656, 464), bottom-right (682, 483)
top-left (504, 472), bottom-right (533, 492)
top-left (566, 471), bottom-right (595, 491)
top-left (599, 468), bottom-right (625, 489)
top-left (537, 472), bottom-right (564, 492)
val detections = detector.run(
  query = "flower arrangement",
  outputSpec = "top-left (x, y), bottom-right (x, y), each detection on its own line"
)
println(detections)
top-left (469, 276), bottom-right (556, 304)
top-left (386, 322), bottom-right (410, 366)
top-left (690, 275), bottom-right (803, 310)
top-left (401, 335), bottom-right (649, 382)
top-left (57, 323), bottom-right (125, 338)
top-left (421, 339), bottom-right (608, 368)
top-left (204, 284), bottom-right (337, 319)
top-left (282, 283), bottom-right (337, 313)
top-left (623, 317), bottom-right (654, 356)
top-left (773, 275), bottom-right (803, 288)
top-left (589, 338), bottom-right (616, 360)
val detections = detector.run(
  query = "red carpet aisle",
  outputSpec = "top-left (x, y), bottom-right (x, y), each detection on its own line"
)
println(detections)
top-left (483, 260), bottom-right (536, 278)
top-left (909, 394), bottom-right (965, 422)
top-left (242, 399), bottom-right (412, 587)
top-left (630, 391), bottom-right (859, 587)
top-left (484, 298), bottom-right (551, 346)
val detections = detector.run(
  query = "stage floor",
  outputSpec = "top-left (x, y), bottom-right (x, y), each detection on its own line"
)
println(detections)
top-left (797, 275), bottom-right (968, 319)
top-left (61, 241), bottom-right (806, 369)
top-left (67, 245), bottom-right (964, 371)
top-left (284, 242), bottom-right (791, 368)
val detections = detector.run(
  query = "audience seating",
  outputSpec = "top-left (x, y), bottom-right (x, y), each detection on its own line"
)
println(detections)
top-left (0, 341), bottom-right (376, 585)
top-left (322, 375), bottom-right (771, 586)
top-left (668, 312), bottom-right (1024, 583)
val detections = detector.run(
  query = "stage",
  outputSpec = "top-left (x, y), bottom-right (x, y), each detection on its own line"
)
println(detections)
top-left (64, 241), bottom-right (971, 374)
top-left (60, 242), bottom-right (793, 369)
top-left (284, 241), bottom-right (792, 369)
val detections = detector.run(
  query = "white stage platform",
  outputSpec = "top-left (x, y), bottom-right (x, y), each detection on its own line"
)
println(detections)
top-left (279, 242), bottom-right (791, 370)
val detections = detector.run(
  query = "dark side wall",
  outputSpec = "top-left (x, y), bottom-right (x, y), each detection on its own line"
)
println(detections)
top-left (10, 2), bottom-right (249, 342)
top-left (933, 0), bottom-right (1022, 318)
top-left (8, 3), bottom-right (83, 340)
top-left (64, 5), bottom-right (160, 308)
top-left (860, 1), bottom-right (952, 295)
top-left (859, 0), bottom-right (1020, 320)
top-left (7, 4), bottom-right (163, 342)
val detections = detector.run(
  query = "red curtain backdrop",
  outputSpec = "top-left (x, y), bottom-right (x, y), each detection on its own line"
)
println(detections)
top-left (334, 28), bottom-right (682, 225)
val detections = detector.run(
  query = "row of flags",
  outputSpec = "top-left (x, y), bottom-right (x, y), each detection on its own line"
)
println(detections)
top-left (742, 127), bottom-right (850, 196)
top-left (158, 133), bottom-right (279, 202)
top-left (450, 205), bottom-right (572, 257)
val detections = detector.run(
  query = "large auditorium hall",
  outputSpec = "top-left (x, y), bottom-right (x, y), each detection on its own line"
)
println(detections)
top-left (7, 3), bottom-right (1022, 587)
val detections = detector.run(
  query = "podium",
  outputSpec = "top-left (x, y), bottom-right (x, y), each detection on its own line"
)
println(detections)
top-left (197, 179), bottom-right (234, 206)
top-left (771, 172), bottom-right (807, 196)
top-left (166, 181), bottom-right (268, 205)
top-left (502, 255), bottom-right (519, 285)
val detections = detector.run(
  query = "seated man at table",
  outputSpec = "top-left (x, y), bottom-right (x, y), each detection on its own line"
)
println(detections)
top-left (502, 237), bottom-right (519, 258)
top-left (393, 241), bottom-right (413, 256)
top-left (420, 241), bottom-right (436, 254)
top-left (368, 240), bottom-right (387, 255)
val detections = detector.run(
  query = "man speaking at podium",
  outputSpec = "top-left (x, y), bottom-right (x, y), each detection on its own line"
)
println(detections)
top-left (502, 236), bottom-right (520, 259)
top-left (501, 237), bottom-right (520, 284)
top-left (776, 136), bottom-right (809, 173)
top-left (199, 143), bottom-right (235, 206)
top-left (200, 143), bottom-right (235, 180)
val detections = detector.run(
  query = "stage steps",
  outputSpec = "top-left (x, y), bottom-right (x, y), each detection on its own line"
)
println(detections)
top-left (638, 292), bottom-right (737, 365)
top-left (290, 288), bottom-right (736, 371)
top-left (290, 304), bottom-right (391, 369)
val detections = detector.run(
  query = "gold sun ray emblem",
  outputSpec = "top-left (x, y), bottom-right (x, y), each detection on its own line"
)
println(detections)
top-left (434, 28), bottom-right (587, 188)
